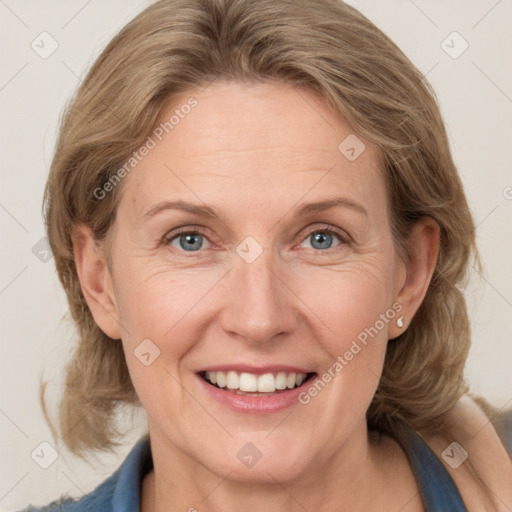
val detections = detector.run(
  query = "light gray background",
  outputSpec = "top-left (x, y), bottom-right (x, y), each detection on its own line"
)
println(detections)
top-left (1, 0), bottom-right (511, 510)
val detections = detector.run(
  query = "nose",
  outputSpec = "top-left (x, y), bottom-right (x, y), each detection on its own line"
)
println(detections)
top-left (219, 245), bottom-right (298, 347)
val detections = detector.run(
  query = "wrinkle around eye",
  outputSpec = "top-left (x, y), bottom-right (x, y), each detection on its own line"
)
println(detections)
top-left (161, 226), bottom-right (354, 261)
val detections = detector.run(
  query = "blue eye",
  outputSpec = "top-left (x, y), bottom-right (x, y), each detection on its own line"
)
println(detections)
top-left (301, 228), bottom-right (343, 251)
top-left (167, 231), bottom-right (211, 252)
top-left (163, 225), bottom-right (347, 254)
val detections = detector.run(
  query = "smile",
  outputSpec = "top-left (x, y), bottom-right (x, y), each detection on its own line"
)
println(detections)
top-left (201, 370), bottom-right (314, 394)
top-left (196, 367), bottom-right (319, 414)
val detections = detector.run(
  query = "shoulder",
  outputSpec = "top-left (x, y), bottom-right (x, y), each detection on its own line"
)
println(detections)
top-left (20, 496), bottom-right (91, 512)
top-left (19, 469), bottom-right (117, 512)
top-left (419, 394), bottom-right (512, 512)
top-left (20, 435), bottom-right (151, 512)
top-left (491, 405), bottom-right (512, 458)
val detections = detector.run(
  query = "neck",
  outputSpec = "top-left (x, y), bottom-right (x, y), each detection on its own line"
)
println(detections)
top-left (141, 424), bottom-right (417, 512)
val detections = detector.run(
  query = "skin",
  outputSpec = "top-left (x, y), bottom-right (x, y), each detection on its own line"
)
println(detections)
top-left (73, 80), bottom-right (445, 511)
top-left (420, 396), bottom-right (512, 511)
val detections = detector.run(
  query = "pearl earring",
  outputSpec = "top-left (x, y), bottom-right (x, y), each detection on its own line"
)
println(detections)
top-left (396, 315), bottom-right (404, 328)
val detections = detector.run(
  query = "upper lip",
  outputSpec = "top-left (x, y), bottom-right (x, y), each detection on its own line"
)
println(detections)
top-left (196, 364), bottom-right (313, 375)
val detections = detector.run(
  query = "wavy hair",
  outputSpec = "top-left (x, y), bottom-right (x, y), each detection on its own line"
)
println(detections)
top-left (41, 0), bottom-right (481, 457)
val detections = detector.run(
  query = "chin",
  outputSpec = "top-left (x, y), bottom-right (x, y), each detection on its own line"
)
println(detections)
top-left (211, 458), bottom-right (309, 485)
top-left (193, 437), bottom-right (313, 484)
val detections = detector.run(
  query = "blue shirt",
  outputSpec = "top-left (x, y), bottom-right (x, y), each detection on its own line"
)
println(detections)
top-left (23, 423), bottom-right (510, 512)
top-left (22, 434), bottom-right (153, 512)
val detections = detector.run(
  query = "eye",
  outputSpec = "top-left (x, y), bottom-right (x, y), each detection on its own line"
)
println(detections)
top-left (299, 226), bottom-right (347, 251)
top-left (164, 228), bottom-right (212, 252)
top-left (162, 225), bottom-right (349, 254)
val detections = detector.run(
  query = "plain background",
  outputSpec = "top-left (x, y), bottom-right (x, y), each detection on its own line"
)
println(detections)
top-left (1, 0), bottom-right (511, 510)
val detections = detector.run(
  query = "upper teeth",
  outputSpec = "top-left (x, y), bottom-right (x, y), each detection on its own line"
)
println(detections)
top-left (204, 371), bottom-right (308, 392)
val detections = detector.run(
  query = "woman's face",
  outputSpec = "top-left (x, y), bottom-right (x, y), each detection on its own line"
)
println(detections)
top-left (102, 80), bottom-right (410, 481)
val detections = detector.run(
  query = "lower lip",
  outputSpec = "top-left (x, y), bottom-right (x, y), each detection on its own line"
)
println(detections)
top-left (197, 374), bottom-right (315, 414)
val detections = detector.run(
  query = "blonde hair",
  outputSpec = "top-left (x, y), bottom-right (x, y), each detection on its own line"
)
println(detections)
top-left (42, 0), bottom-right (480, 457)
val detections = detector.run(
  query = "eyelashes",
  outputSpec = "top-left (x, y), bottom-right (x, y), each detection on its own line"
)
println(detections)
top-left (161, 224), bottom-right (350, 255)
top-left (163, 227), bottom-right (212, 252)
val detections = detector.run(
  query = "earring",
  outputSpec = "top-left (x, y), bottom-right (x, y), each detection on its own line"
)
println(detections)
top-left (396, 315), bottom-right (404, 328)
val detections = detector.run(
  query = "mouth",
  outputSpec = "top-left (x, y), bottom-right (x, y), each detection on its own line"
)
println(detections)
top-left (198, 370), bottom-right (317, 396)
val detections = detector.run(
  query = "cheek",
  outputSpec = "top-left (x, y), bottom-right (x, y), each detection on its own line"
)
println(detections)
top-left (114, 255), bottom-right (196, 328)
top-left (293, 259), bottom-right (396, 353)
top-left (113, 258), bottom-right (227, 366)
top-left (295, 265), bottom-right (395, 426)
top-left (114, 247), bottom-right (397, 353)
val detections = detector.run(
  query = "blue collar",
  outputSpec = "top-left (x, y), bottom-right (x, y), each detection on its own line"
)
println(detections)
top-left (73, 427), bottom-right (468, 511)
top-left (111, 433), bottom-right (152, 512)
top-left (402, 428), bottom-right (468, 511)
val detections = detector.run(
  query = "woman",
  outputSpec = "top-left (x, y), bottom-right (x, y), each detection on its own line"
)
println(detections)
top-left (23, 0), bottom-right (512, 510)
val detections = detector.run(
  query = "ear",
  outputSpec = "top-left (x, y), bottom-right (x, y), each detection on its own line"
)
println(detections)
top-left (72, 223), bottom-right (122, 340)
top-left (388, 216), bottom-right (440, 340)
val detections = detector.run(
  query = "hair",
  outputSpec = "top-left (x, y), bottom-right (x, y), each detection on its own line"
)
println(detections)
top-left (42, 0), bottom-right (482, 460)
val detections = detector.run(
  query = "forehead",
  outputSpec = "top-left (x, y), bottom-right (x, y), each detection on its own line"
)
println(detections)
top-left (121, 80), bottom-right (385, 221)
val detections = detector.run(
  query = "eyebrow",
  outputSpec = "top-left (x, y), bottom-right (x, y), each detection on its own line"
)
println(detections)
top-left (142, 196), bottom-right (368, 221)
